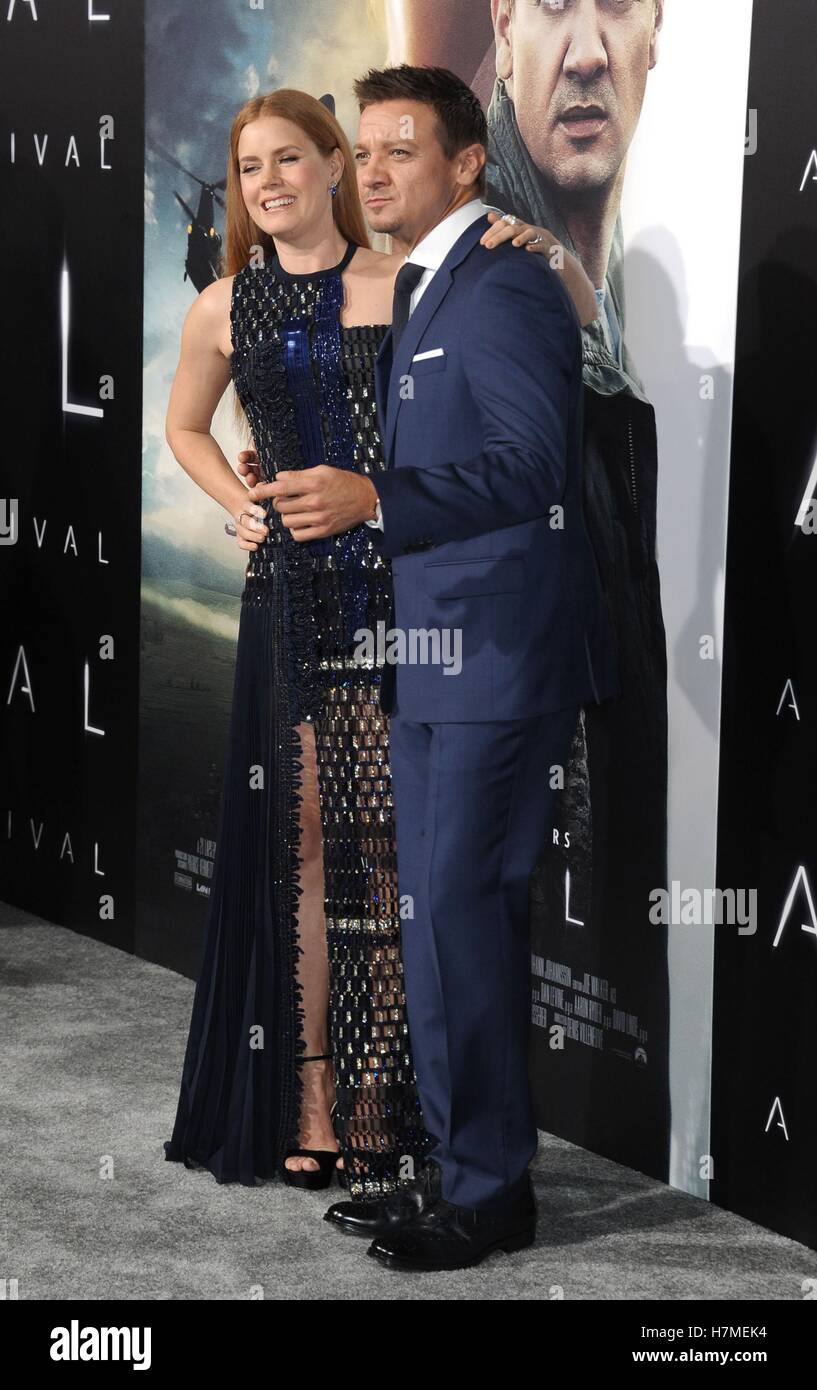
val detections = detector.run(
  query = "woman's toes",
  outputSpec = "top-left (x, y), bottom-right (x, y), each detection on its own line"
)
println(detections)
top-left (285, 1156), bottom-right (319, 1172)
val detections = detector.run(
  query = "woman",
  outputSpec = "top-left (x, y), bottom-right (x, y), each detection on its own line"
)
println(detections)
top-left (163, 88), bottom-right (597, 1195)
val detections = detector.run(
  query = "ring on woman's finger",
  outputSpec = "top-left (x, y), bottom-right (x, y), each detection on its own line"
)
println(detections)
top-left (502, 213), bottom-right (519, 226)
top-left (225, 509), bottom-right (256, 538)
top-left (528, 235), bottom-right (544, 245)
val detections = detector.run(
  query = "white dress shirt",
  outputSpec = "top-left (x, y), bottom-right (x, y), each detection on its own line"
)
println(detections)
top-left (405, 197), bottom-right (490, 310)
top-left (366, 198), bottom-right (490, 531)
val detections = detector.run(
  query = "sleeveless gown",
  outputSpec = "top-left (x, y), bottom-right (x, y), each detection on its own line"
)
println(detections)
top-left (163, 241), bottom-right (431, 1196)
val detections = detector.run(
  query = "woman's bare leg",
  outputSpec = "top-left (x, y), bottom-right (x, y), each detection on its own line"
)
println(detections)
top-left (285, 720), bottom-right (342, 1173)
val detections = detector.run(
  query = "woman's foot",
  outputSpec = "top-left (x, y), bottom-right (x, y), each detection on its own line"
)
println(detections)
top-left (285, 1055), bottom-right (344, 1174)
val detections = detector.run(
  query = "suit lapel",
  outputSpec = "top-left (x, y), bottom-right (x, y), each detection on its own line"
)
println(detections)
top-left (379, 214), bottom-right (490, 466)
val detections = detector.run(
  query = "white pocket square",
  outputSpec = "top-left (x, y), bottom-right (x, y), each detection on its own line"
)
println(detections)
top-left (412, 348), bottom-right (445, 362)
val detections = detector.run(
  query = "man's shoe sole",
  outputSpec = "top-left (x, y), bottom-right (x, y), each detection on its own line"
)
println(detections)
top-left (366, 1223), bottom-right (536, 1272)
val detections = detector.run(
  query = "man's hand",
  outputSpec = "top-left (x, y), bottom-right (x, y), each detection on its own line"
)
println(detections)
top-left (247, 466), bottom-right (379, 541)
top-left (237, 448), bottom-right (260, 489)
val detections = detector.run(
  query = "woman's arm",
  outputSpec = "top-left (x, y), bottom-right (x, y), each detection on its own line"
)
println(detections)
top-left (480, 211), bottom-right (599, 329)
top-left (165, 280), bottom-right (267, 542)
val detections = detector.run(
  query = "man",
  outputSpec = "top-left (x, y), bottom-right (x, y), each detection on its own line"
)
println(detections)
top-left (247, 65), bottom-right (618, 1272)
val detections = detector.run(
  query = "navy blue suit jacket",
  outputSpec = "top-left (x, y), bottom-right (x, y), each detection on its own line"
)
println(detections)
top-left (371, 213), bottom-right (619, 723)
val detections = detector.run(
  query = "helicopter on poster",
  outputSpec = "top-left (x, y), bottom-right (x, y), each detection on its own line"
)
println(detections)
top-left (148, 135), bottom-right (226, 292)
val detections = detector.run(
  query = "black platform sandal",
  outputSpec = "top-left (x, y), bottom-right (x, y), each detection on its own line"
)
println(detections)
top-left (281, 1053), bottom-right (345, 1191)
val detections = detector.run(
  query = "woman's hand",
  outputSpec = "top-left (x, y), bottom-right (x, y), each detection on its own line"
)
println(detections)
top-left (230, 497), bottom-right (269, 552)
top-left (480, 209), bottom-right (553, 254)
top-left (480, 210), bottom-right (599, 328)
top-left (225, 446), bottom-right (267, 549)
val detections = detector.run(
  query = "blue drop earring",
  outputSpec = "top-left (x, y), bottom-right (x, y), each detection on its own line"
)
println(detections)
top-left (329, 183), bottom-right (338, 198)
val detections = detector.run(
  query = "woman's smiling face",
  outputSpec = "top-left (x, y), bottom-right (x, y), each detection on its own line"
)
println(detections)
top-left (237, 115), bottom-right (341, 240)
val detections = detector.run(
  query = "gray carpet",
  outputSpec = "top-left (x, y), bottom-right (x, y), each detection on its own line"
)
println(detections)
top-left (1, 902), bottom-right (812, 1301)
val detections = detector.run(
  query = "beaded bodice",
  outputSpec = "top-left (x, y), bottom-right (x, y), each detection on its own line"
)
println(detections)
top-left (228, 242), bottom-right (392, 718)
top-left (229, 242), bottom-right (387, 537)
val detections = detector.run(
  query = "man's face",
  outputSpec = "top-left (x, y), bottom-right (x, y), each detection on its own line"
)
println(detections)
top-left (354, 100), bottom-right (481, 247)
top-left (494, 0), bottom-right (661, 193)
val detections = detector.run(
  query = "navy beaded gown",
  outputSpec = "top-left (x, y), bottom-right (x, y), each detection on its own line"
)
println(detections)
top-left (163, 241), bottom-right (430, 1195)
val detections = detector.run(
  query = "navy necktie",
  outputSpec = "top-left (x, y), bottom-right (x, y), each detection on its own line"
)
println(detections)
top-left (390, 261), bottom-right (426, 352)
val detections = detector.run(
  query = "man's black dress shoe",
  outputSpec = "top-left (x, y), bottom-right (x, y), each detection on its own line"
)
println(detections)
top-left (366, 1177), bottom-right (536, 1272)
top-left (323, 1159), bottom-right (443, 1237)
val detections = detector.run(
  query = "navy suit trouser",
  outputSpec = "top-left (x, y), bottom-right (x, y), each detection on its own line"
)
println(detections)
top-left (388, 700), bottom-right (580, 1209)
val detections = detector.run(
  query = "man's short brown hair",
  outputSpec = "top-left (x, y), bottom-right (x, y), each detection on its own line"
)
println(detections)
top-left (354, 65), bottom-right (488, 196)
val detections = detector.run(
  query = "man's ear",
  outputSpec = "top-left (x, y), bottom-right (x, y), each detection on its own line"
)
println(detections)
top-left (493, 0), bottom-right (514, 84)
top-left (649, 0), bottom-right (664, 69)
top-left (456, 143), bottom-right (488, 191)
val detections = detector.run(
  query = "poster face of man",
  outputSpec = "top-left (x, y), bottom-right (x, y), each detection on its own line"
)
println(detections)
top-left (493, 0), bottom-right (662, 197)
